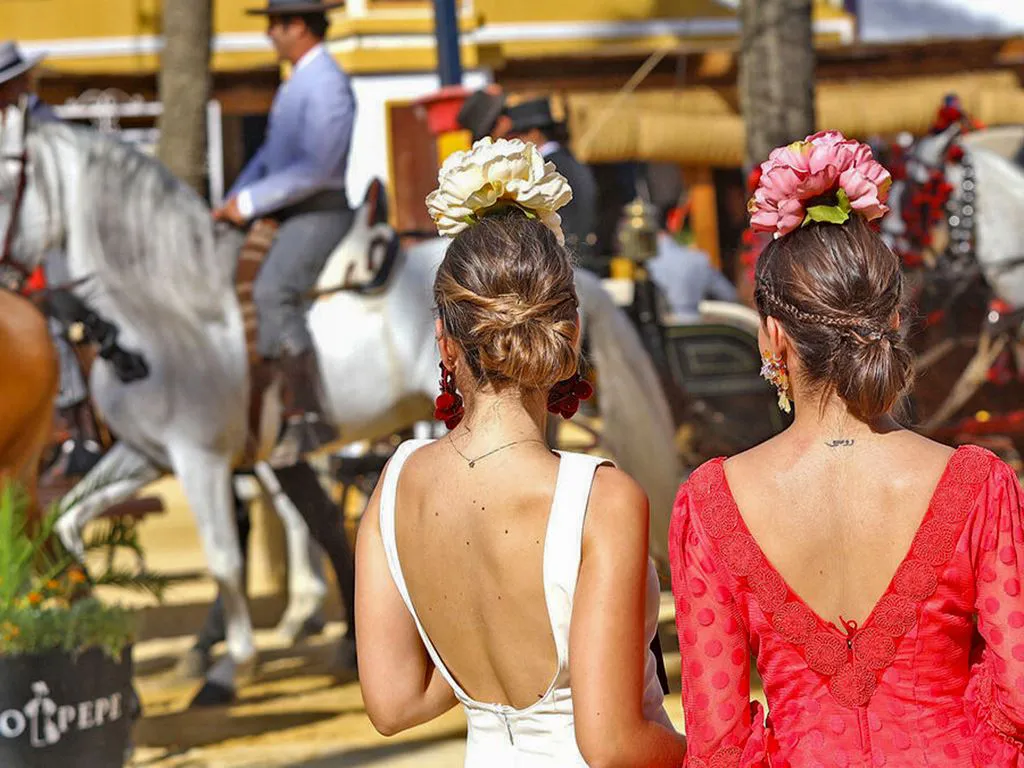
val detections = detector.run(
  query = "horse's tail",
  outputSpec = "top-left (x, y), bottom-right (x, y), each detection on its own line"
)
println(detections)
top-left (574, 269), bottom-right (681, 571)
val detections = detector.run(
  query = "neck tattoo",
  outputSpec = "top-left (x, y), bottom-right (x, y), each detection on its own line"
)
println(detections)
top-left (825, 439), bottom-right (855, 448)
top-left (448, 434), bottom-right (547, 468)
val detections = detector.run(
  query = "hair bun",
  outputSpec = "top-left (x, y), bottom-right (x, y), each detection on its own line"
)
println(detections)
top-left (434, 208), bottom-right (580, 391)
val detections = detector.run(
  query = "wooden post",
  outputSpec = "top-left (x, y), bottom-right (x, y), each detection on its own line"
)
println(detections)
top-left (683, 165), bottom-right (721, 268)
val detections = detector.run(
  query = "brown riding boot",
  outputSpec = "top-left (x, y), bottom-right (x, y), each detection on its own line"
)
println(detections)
top-left (269, 349), bottom-right (339, 467)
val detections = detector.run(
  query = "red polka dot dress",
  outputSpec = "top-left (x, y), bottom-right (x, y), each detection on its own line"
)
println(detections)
top-left (669, 445), bottom-right (1024, 767)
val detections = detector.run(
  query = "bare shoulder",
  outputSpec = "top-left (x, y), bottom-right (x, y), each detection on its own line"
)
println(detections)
top-left (585, 465), bottom-right (649, 543)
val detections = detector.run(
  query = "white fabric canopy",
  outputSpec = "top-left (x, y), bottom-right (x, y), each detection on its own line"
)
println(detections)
top-left (858, 0), bottom-right (1024, 42)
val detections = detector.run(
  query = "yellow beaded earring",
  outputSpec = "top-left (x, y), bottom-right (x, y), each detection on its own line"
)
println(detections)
top-left (760, 351), bottom-right (791, 413)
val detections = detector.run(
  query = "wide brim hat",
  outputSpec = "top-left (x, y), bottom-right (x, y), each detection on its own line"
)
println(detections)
top-left (504, 97), bottom-right (558, 133)
top-left (0, 42), bottom-right (46, 87)
top-left (457, 89), bottom-right (505, 141)
top-left (246, 0), bottom-right (344, 15)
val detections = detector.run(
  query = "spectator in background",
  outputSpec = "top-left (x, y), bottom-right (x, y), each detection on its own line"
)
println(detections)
top-left (646, 204), bottom-right (738, 323)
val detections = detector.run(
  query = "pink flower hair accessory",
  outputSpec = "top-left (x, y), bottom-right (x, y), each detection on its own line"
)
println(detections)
top-left (747, 130), bottom-right (893, 239)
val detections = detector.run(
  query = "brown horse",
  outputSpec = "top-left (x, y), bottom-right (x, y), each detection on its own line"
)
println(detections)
top-left (0, 288), bottom-right (58, 522)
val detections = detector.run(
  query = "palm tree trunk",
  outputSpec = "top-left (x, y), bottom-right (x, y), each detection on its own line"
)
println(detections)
top-left (157, 0), bottom-right (213, 194)
top-left (739, 0), bottom-right (817, 167)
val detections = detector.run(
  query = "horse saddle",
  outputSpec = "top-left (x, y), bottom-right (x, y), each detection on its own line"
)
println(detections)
top-left (235, 178), bottom-right (400, 368)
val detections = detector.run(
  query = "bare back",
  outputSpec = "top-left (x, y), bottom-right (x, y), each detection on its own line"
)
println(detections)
top-left (724, 428), bottom-right (955, 628)
top-left (394, 439), bottom-right (571, 709)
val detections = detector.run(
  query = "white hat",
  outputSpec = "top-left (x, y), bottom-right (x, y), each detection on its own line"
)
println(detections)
top-left (0, 42), bottom-right (46, 87)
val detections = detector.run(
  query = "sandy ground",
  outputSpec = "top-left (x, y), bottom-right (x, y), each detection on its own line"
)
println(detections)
top-left (114, 476), bottom-right (701, 768)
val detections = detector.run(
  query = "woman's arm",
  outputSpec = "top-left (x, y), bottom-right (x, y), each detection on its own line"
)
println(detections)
top-left (571, 467), bottom-right (687, 768)
top-left (354, 468), bottom-right (458, 736)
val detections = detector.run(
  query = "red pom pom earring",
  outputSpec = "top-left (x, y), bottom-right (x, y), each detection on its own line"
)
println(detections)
top-left (547, 372), bottom-right (594, 420)
top-left (434, 362), bottom-right (465, 429)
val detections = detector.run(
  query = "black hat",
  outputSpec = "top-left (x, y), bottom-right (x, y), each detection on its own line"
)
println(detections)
top-left (247, 0), bottom-right (343, 15)
top-left (457, 89), bottom-right (505, 141)
top-left (504, 98), bottom-right (557, 133)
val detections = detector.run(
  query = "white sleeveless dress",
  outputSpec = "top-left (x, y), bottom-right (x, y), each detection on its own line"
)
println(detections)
top-left (379, 439), bottom-right (674, 767)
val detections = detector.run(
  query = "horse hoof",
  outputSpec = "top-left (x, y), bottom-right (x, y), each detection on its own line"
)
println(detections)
top-left (188, 681), bottom-right (235, 708)
top-left (174, 647), bottom-right (210, 681)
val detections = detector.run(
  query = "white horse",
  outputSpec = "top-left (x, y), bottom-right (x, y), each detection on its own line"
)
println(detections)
top-left (881, 123), bottom-right (1024, 430)
top-left (0, 104), bottom-right (681, 702)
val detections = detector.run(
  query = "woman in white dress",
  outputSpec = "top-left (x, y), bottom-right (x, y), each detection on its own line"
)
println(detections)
top-left (355, 138), bottom-right (686, 767)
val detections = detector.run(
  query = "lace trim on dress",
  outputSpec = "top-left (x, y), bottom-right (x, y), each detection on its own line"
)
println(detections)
top-left (684, 702), bottom-right (783, 768)
top-left (965, 669), bottom-right (1024, 752)
top-left (690, 446), bottom-right (994, 710)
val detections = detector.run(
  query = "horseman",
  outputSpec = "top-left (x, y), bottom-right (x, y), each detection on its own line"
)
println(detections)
top-left (0, 40), bottom-right (148, 482)
top-left (503, 97), bottom-right (599, 264)
top-left (213, 0), bottom-right (354, 465)
top-left (457, 90), bottom-right (600, 265)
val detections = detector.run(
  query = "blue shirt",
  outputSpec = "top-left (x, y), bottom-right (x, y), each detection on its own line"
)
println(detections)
top-left (646, 233), bottom-right (738, 322)
top-left (231, 45), bottom-right (355, 219)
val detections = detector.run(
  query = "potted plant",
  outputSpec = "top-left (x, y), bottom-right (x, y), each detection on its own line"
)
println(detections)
top-left (0, 480), bottom-right (171, 768)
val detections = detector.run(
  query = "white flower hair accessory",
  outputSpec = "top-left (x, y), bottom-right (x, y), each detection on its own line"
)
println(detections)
top-left (425, 137), bottom-right (574, 245)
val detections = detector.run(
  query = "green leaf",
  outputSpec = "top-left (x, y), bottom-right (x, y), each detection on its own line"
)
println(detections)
top-left (836, 187), bottom-right (852, 213)
top-left (805, 204), bottom-right (851, 225)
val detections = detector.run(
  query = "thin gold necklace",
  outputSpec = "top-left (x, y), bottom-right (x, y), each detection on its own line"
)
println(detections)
top-left (447, 433), bottom-right (546, 469)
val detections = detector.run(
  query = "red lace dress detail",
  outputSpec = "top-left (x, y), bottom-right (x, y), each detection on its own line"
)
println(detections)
top-left (669, 445), bottom-right (1024, 767)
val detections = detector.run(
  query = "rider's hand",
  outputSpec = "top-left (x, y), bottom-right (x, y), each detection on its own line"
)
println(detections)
top-left (212, 197), bottom-right (247, 227)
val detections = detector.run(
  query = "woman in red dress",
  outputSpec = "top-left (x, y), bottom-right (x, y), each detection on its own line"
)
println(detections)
top-left (670, 131), bottom-right (1024, 767)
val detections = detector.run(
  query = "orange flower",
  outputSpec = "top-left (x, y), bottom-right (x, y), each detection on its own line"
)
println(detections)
top-left (68, 568), bottom-right (86, 584)
top-left (1, 622), bottom-right (19, 639)
top-left (45, 580), bottom-right (60, 591)
top-left (27, 592), bottom-right (42, 605)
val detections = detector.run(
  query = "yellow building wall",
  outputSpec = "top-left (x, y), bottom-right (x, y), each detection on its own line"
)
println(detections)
top-left (4, 0), bottom-right (854, 75)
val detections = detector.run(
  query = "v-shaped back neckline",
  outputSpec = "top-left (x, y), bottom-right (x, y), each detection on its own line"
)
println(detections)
top-left (382, 440), bottom-right (604, 716)
top-left (719, 447), bottom-right (960, 635)
top-left (689, 444), bottom-right (994, 708)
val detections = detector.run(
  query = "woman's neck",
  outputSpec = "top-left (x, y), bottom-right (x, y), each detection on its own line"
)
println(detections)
top-left (789, 390), bottom-right (899, 449)
top-left (451, 387), bottom-right (549, 447)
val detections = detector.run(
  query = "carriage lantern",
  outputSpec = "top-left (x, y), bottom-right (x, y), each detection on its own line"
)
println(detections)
top-left (617, 196), bottom-right (660, 264)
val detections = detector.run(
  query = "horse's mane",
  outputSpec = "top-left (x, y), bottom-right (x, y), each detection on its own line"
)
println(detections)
top-left (33, 123), bottom-right (240, 323)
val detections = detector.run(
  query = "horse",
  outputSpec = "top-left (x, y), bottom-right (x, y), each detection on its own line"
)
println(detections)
top-left (0, 103), bottom-right (681, 703)
top-left (880, 118), bottom-right (1024, 451)
top-left (0, 288), bottom-right (59, 521)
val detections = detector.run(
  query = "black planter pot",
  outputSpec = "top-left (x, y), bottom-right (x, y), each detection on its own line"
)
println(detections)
top-left (0, 646), bottom-right (137, 768)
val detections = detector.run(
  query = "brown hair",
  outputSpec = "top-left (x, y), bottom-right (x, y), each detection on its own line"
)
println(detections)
top-left (434, 208), bottom-right (579, 391)
top-left (753, 216), bottom-right (914, 421)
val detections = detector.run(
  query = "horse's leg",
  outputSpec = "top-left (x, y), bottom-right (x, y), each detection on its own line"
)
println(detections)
top-left (272, 460), bottom-right (358, 674)
top-left (176, 481), bottom-right (253, 680)
top-left (54, 442), bottom-right (161, 559)
top-left (169, 445), bottom-right (255, 707)
top-left (254, 461), bottom-right (329, 645)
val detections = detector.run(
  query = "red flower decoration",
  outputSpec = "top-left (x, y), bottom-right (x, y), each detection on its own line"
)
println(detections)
top-left (854, 627), bottom-right (897, 670)
top-left (911, 520), bottom-right (958, 566)
top-left (873, 594), bottom-right (918, 637)
top-left (829, 662), bottom-right (877, 707)
top-left (749, 566), bottom-right (788, 613)
top-left (805, 633), bottom-right (848, 676)
top-left (721, 532), bottom-right (762, 577)
top-left (690, 461), bottom-right (726, 502)
top-left (773, 603), bottom-right (817, 644)
top-left (949, 447), bottom-right (993, 485)
top-left (698, 494), bottom-right (740, 540)
top-left (893, 559), bottom-right (938, 601)
top-left (709, 747), bottom-right (743, 768)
